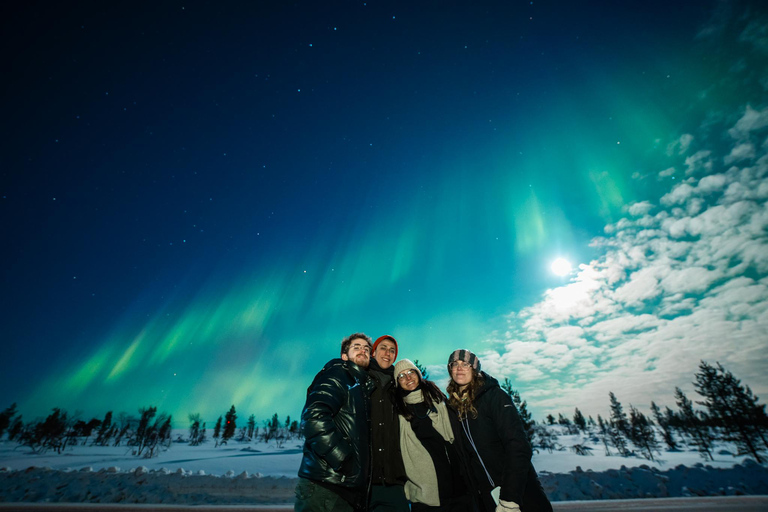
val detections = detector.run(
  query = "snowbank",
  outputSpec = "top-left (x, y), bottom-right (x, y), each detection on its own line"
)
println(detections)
top-left (1, 460), bottom-right (767, 504)
top-left (540, 460), bottom-right (768, 501)
top-left (0, 466), bottom-right (297, 505)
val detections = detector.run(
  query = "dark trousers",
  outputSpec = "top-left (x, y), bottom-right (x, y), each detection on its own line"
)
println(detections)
top-left (369, 484), bottom-right (410, 512)
top-left (295, 478), bottom-right (354, 512)
top-left (412, 494), bottom-right (473, 512)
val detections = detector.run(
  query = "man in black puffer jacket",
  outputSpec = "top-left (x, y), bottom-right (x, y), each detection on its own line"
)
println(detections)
top-left (296, 333), bottom-right (376, 512)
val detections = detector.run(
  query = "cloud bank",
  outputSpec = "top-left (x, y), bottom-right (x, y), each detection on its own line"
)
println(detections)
top-left (484, 106), bottom-right (768, 419)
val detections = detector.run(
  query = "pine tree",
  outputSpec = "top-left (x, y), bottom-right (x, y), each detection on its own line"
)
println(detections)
top-left (189, 413), bottom-right (203, 446)
top-left (675, 387), bottom-right (714, 461)
top-left (94, 411), bottom-right (113, 446)
top-left (213, 416), bottom-right (223, 447)
top-left (222, 405), bottom-right (237, 444)
top-left (597, 414), bottom-right (611, 456)
top-left (0, 403), bottom-right (18, 438)
top-left (628, 405), bottom-right (659, 461)
top-left (608, 392), bottom-right (630, 456)
top-left (135, 406), bottom-right (157, 455)
top-left (546, 414), bottom-right (556, 425)
top-left (247, 414), bottom-right (256, 439)
top-left (500, 379), bottom-right (535, 444)
top-left (23, 408), bottom-right (69, 454)
top-left (694, 361), bottom-right (767, 463)
top-left (159, 415), bottom-right (172, 447)
top-left (413, 360), bottom-right (430, 380)
top-left (573, 408), bottom-right (587, 432)
top-left (8, 415), bottom-right (23, 441)
top-left (650, 401), bottom-right (677, 450)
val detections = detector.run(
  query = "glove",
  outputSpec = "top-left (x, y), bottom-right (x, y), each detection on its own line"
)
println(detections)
top-left (496, 499), bottom-right (521, 512)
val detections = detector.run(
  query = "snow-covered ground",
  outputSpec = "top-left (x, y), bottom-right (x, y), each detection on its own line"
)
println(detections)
top-left (1, 428), bottom-right (766, 504)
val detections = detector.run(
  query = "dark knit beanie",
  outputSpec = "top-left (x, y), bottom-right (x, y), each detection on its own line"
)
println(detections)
top-left (447, 349), bottom-right (481, 373)
top-left (373, 335), bottom-right (398, 359)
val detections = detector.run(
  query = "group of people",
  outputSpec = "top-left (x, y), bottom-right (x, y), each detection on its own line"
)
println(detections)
top-left (295, 333), bottom-right (552, 512)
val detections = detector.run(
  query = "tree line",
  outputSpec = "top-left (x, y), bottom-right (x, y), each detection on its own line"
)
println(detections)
top-left (511, 361), bottom-right (768, 463)
top-left (0, 403), bottom-right (298, 459)
top-left (2, 360), bottom-right (764, 462)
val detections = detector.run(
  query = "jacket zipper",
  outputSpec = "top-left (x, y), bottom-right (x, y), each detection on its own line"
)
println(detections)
top-left (460, 416), bottom-right (495, 488)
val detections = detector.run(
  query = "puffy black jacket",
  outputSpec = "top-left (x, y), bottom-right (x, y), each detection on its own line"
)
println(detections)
top-left (368, 359), bottom-right (407, 486)
top-left (451, 372), bottom-right (550, 510)
top-left (298, 358), bottom-right (375, 491)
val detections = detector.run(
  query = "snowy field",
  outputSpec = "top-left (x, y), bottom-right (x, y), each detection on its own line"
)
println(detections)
top-left (1, 428), bottom-right (767, 505)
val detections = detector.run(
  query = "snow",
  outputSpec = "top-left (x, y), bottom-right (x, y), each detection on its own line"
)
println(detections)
top-left (0, 428), bottom-right (766, 505)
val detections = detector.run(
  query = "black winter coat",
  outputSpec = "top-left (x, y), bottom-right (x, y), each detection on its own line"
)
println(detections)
top-left (451, 372), bottom-right (551, 511)
top-left (368, 359), bottom-right (407, 485)
top-left (298, 358), bottom-right (375, 492)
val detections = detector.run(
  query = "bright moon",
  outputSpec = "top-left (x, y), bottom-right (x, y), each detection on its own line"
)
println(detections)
top-left (551, 258), bottom-right (572, 276)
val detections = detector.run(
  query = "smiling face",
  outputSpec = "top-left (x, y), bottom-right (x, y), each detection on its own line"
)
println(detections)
top-left (449, 361), bottom-right (474, 390)
top-left (373, 339), bottom-right (397, 369)
top-left (341, 338), bottom-right (371, 368)
top-left (397, 368), bottom-right (420, 391)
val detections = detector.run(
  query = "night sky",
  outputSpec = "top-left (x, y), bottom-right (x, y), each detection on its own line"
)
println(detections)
top-left (2, 0), bottom-right (767, 425)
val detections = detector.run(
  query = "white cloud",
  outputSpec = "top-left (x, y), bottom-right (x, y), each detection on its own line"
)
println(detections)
top-left (697, 173), bottom-right (727, 193)
top-left (729, 105), bottom-right (768, 140)
top-left (627, 201), bottom-right (653, 216)
top-left (725, 143), bottom-right (756, 164)
top-left (684, 150), bottom-right (713, 175)
top-left (487, 103), bottom-right (768, 420)
top-left (666, 134), bottom-right (694, 156)
top-left (658, 167), bottom-right (676, 179)
top-left (661, 183), bottom-right (695, 206)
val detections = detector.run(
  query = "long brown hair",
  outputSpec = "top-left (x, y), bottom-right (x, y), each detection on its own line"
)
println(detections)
top-left (447, 369), bottom-right (484, 420)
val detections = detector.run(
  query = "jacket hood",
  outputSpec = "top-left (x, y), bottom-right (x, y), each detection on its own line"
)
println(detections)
top-left (475, 371), bottom-right (501, 400)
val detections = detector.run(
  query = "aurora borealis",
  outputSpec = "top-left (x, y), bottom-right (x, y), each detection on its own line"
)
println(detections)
top-left (2, 1), bottom-right (767, 426)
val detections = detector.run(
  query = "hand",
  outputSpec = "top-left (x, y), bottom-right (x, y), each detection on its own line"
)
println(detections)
top-left (496, 499), bottom-right (521, 512)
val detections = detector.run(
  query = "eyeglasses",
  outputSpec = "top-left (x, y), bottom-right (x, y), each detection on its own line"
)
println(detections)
top-left (397, 369), bottom-right (417, 380)
top-left (349, 343), bottom-right (370, 354)
top-left (449, 361), bottom-right (472, 370)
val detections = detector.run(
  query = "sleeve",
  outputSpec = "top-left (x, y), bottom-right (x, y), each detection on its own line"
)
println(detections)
top-left (488, 387), bottom-right (533, 504)
top-left (300, 366), bottom-right (353, 470)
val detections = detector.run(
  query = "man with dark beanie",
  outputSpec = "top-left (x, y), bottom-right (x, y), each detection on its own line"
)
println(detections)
top-left (367, 335), bottom-right (409, 511)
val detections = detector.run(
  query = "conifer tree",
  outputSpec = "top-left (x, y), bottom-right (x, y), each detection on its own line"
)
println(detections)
top-left (247, 414), bottom-right (256, 439)
top-left (23, 408), bottom-right (70, 454)
top-left (675, 387), bottom-right (714, 461)
top-left (0, 403), bottom-right (18, 438)
top-left (94, 411), bottom-right (113, 446)
top-left (597, 414), bottom-right (611, 456)
top-left (694, 361), bottom-right (767, 463)
top-left (159, 415), bottom-right (172, 447)
top-left (222, 405), bottom-right (237, 444)
top-left (189, 413), bottom-right (203, 446)
top-left (500, 379), bottom-right (535, 444)
top-left (546, 414), bottom-right (555, 425)
top-left (573, 408), bottom-right (587, 432)
top-left (8, 415), bottom-right (23, 441)
top-left (650, 401), bottom-right (677, 450)
top-left (413, 360), bottom-right (429, 380)
top-left (213, 416), bottom-right (223, 447)
top-left (135, 406), bottom-right (157, 454)
top-left (608, 392), bottom-right (630, 456)
top-left (628, 405), bottom-right (659, 461)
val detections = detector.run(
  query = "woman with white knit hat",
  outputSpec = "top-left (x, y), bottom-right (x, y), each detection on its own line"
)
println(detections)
top-left (392, 358), bottom-right (471, 512)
